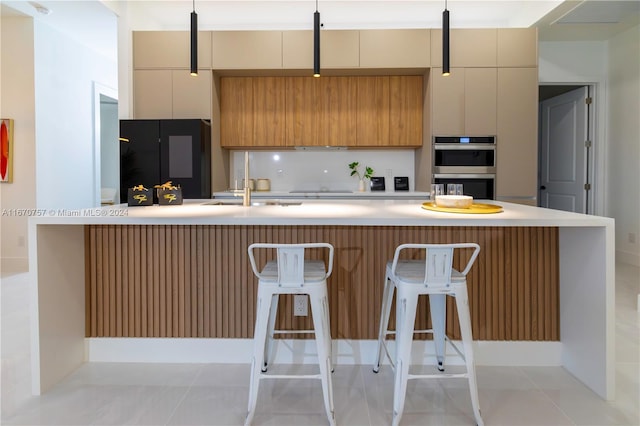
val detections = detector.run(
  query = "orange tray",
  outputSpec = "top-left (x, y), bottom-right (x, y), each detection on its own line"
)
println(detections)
top-left (421, 202), bottom-right (503, 214)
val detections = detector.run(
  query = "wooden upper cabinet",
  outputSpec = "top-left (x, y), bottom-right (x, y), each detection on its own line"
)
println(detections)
top-left (360, 30), bottom-right (430, 68)
top-left (356, 77), bottom-right (390, 146)
top-left (133, 31), bottom-right (212, 69)
top-left (253, 77), bottom-right (286, 147)
top-left (431, 29), bottom-right (497, 67)
top-left (285, 77), bottom-right (319, 146)
top-left (220, 77), bottom-right (253, 147)
top-left (389, 76), bottom-right (423, 147)
top-left (319, 77), bottom-right (357, 146)
top-left (496, 67), bottom-right (538, 199)
top-left (497, 28), bottom-right (538, 67)
top-left (212, 31), bottom-right (282, 69)
top-left (431, 68), bottom-right (465, 135)
top-left (282, 30), bottom-right (360, 70)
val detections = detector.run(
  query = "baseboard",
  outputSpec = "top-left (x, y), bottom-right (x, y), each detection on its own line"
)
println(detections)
top-left (1, 257), bottom-right (28, 274)
top-left (87, 338), bottom-right (562, 367)
top-left (616, 249), bottom-right (640, 267)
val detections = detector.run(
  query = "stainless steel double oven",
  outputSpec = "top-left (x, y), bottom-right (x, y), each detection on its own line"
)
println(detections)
top-left (432, 136), bottom-right (496, 200)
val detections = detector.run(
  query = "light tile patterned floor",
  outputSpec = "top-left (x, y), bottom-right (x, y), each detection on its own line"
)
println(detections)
top-left (2, 263), bottom-right (638, 425)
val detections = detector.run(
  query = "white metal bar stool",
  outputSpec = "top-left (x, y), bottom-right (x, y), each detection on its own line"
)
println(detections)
top-left (373, 243), bottom-right (483, 426)
top-left (245, 243), bottom-right (335, 426)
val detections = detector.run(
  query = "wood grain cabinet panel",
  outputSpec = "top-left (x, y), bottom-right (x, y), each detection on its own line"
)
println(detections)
top-left (356, 76), bottom-right (390, 146)
top-left (497, 28), bottom-right (538, 67)
top-left (389, 76), bottom-right (423, 146)
top-left (133, 31), bottom-right (212, 69)
top-left (212, 31), bottom-right (282, 69)
top-left (285, 77), bottom-right (319, 146)
top-left (360, 30), bottom-right (430, 68)
top-left (319, 77), bottom-right (357, 146)
top-left (253, 77), bottom-right (286, 147)
top-left (220, 77), bottom-right (254, 147)
top-left (496, 67), bottom-right (538, 200)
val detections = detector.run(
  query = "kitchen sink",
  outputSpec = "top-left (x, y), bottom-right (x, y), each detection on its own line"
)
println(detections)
top-left (202, 201), bottom-right (302, 207)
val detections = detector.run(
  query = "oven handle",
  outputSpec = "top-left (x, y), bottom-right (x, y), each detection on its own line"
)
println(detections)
top-left (434, 144), bottom-right (495, 150)
top-left (433, 167), bottom-right (496, 175)
top-left (434, 173), bottom-right (496, 179)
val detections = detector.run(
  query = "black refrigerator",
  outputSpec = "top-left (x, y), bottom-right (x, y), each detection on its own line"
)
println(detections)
top-left (119, 119), bottom-right (211, 203)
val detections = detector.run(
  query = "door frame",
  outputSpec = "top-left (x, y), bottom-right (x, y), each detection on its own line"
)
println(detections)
top-left (538, 82), bottom-right (603, 216)
top-left (92, 82), bottom-right (118, 207)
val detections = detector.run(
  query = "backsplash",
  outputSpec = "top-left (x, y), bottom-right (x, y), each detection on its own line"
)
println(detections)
top-left (230, 150), bottom-right (415, 192)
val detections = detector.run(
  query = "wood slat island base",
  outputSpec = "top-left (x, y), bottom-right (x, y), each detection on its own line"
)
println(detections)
top-left (85, 225), bottom-right (559, 342)
top-left (28, 199), bottom-right (614, 401)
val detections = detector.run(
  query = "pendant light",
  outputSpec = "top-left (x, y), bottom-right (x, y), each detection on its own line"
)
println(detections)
top-left (313, 0), bottom-right (320, 77)
top-left (190, 0), bottom-right (198, 76)
top-left (442, 0), bottom-right (450, 76)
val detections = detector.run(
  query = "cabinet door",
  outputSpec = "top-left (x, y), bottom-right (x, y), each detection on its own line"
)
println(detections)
top-left (220, 77), bottom-right (253, 147)
top-left (172, 70), bottom-right (212, 119)
top-left (389, 76), bottom-right (423, 147)
top-left (464, 68), bottom-right (497, 135)
top-left (356, 77), bottom-right (390, 146)
top-left (360, 30), bottom-right (430, 68)
top-left (282, 30), bottom-right (359, 69)
top-left (431, 68), bottom-right (465, 136)
top-left (134, 70), bottom-right (172, 119)
top-left (253, 77), bottom-right (286, 147)
top-left (431, 29), bottom-right (497, 67)
top-left (212, 31), bottom-right (282, 69)
top-left (318, 77), bottom-right (357, 146)
top-left (119, 120), bottom-right (160, 203)
top-left (133, 31), bottom-right (212, 69)
top-left (496, 68), bottom-right (538, 200)
top-left (497, 28), bottom-right (538, 67)
top-left (285, 77), bottom-right (320, 146)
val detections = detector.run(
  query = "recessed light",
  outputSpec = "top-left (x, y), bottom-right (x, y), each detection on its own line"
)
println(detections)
top-left (29, 1), bottom-right (52, 15)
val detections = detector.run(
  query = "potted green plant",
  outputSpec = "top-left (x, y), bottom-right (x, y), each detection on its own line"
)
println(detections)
top-left (349, 162), bottom-right (374, 192)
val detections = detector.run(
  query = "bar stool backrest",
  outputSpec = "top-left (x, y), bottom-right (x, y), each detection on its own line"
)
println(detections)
top-left (248, 243), bottom-right (334, 288)
top-left (390, 243), bottom-right (481, 288)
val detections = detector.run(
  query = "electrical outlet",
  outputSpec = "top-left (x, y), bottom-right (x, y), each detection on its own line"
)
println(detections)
top-left (629, 233), bottom-right (636, 244)
top-left (294, 295), bottom-right (308, 316)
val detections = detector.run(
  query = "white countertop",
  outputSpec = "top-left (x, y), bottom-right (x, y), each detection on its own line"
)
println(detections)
top-left (212, 190), bottom-right (431, 200)
top-left (30, 199), bottom-right (614, 228)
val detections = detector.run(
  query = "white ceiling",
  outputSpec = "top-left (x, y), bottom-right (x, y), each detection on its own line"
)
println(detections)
top-left (1, 0), bottom-right (639, 61)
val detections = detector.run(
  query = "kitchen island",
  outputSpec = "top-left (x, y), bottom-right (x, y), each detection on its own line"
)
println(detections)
top-left (28, 199), bottom-right (614, 401)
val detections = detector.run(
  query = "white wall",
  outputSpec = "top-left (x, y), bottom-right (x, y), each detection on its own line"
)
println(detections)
top-left (539, 40), bottom-right (608, 218)
top-left (0, 17), bottom-right (36, 272)
top-left (607, 24), bottom-right (640, 266)
top-left (33, 18), bottom-right (117, 209)
top-left (230, 150), bottom-right (416, 192)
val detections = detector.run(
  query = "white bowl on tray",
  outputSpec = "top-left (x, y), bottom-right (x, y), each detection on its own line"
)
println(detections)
top-left (435, 195), bottom-right (473, 208)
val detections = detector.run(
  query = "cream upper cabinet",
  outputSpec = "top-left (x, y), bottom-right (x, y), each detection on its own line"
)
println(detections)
top-left (360, 30), bottom-right (430, 68)
top-left (431, 68), bottom-right (465, 135)
top-left (431, 29), bottom-right (497, 68)
top-left (134, 70), bottom-right (212, 119)
top-left (212, 31), bottom-right (282, 69)
top-left (282, 30), bottom-right (359, 69)
top-left (134, 70), bottom-right (172, 119)
top-left (133, 31), bottom-right (212, 69)
top-left (497, 28), bottom-right (538, 67)
top-left (464, 68), bottom-right (497, 135)
top-left (496, 67), bottom-right (538, 200)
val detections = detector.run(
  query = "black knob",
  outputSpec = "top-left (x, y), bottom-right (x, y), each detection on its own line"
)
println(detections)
top-left (540, 185), bottom-right (546, 190)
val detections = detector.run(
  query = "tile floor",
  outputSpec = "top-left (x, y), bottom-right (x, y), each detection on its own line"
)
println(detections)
top-left (1, 263), bottom-right (638, 426)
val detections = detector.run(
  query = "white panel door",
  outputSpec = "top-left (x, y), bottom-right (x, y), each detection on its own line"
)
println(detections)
top-left (539, 87), bottom-right (589, 213)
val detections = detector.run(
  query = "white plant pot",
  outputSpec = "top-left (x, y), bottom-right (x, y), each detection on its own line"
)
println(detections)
top-left (358, 179), bottom-right (367, 192)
